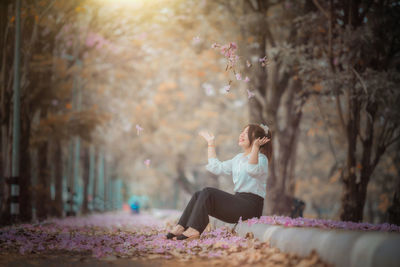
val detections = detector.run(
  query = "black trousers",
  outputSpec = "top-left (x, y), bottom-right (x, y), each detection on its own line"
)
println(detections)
top-left (177, 187), bottom-right (264, 234)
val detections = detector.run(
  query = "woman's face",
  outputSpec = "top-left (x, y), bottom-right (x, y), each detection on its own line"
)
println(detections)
top-left (238, 126), bottom-right (251, 149)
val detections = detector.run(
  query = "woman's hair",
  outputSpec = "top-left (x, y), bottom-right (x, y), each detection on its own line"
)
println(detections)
top-left (244, 123), bottom-right (272, 162)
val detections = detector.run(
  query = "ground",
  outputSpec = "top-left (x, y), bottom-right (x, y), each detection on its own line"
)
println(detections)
top-left (0, 210), bottom-right (331, 267)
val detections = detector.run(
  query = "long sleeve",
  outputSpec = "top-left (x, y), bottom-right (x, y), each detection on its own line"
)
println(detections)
top-left (206, 157), bottom-right (233, 176)
top-left (245, 154), bottom-right (268, 179)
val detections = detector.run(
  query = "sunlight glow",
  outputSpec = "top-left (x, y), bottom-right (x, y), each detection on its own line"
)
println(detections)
top-left (95, 0), bottom-right (145, 6)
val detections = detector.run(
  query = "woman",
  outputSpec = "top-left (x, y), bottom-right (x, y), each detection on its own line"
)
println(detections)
top-left (166, 123), bottom-right (271, 241)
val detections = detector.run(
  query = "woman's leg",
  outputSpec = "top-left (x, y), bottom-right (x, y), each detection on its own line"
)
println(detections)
top-left (186, 187), bottom-right (262, 235)
top-left (176, 190), bottom-right (202, 228)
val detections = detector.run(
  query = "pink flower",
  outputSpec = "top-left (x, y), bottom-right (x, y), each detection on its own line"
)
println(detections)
top-left (244, 76), bottom-right (250, 82)
top-left (144, 159), bottom-right (151, 167)
top-left (333, 57), bottom-right (339, 65)
top-left (211, 42), bottom-right (219, 49)
top-left (235, 73), bottom-right (242, 80)
top-left (246, 60), bottom-right (252, 68)
top-left (259, 56), bottom-right (268, 67)
top-left (192, 36), bottom-right (200, 44)
top-left (136, 124), bottom-right (143, 135)
top-left (247, 89), bottom-right (255, 99)
top-left (223, 85), bottom-right (231, 92)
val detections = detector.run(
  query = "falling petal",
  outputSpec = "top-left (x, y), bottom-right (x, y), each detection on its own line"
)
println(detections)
top-left (246, 60), bottom-right (252, 68)
top-left (192, 36), bottom-right (201, 45)
top-left (144, 159), bottom-right (151, 167)
top-left (247, 89), bottom-right (255, 99)
top-left (136, 124), bottom-right (143, 136)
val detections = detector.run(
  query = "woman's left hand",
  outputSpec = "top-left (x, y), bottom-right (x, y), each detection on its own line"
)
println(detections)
top-left (252, 137), bottom-right (270, 148)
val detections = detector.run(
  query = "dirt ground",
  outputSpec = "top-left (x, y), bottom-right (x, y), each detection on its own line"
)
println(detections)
top-left (0, 247), bottom-right (331, 267)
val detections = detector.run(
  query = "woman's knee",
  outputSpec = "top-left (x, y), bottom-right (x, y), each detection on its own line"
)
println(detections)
top-left (191, 190), bottom-right (201, 200)
top-left (201, 187), bottom-right (215, 196)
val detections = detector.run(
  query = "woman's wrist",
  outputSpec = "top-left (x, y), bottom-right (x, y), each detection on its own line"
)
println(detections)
top-left (208, 141), bottom-right (215, 146)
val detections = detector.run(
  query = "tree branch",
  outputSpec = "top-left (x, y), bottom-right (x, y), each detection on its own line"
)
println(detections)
top-left (313, 95), bottom-right (339, 165)
top-left (328, 0), bottom-right (335, 72)
top-left (335, 88), bottom-right (347, 133)
top-left (351, 66), bottom-right (368, 95)
top-left (312, 0), bottom-right (330, 19)
top-left (386, 133), bottom-right (400, 148)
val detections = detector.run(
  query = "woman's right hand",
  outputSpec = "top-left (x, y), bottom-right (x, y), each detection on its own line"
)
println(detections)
top-left (198, 130), bottom-right (215, 144)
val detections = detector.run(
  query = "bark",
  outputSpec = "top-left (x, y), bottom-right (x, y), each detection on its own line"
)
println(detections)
top-left (340, 82), bottom-right (362, 222)
top-left (339, 87), bottom-right (385, 222)
top-left (0, 0), bottom-right (13, 225)
top-left (388, 142), bottom-right (400, 225)
top-left (36, 110), bottom-right (50, 221)
top-left (82, 146), bottom-right (90, 215)
top-left (18, 109), bottom-right (32, 222)
top-left (52, 138), bottom-right (63, 217)
top-left (248, 32), bottom-right (267, 124)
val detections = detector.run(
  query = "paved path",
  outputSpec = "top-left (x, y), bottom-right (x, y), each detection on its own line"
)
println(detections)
top-left (0, 210), bottom-right (331, 267)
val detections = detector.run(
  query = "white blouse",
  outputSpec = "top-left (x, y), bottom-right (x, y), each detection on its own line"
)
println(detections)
top-left (205, 152), bottom-right (268, 199)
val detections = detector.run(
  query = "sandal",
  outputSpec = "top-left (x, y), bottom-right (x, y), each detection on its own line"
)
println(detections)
top-left (166, 232), bottom-right (177, 239)
top-left (166, 225), bottom-right (187, 239)
top-left (175, 233), bottom-right (200, 241)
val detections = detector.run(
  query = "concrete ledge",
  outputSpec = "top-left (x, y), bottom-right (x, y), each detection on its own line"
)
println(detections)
top-left (209, 217), bottom-right (400, 267)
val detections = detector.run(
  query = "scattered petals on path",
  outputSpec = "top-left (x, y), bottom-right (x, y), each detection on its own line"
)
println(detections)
top-left (0, 211), bottom-right (333, 266)
top-left (242, 215), bottom-right (400, 232)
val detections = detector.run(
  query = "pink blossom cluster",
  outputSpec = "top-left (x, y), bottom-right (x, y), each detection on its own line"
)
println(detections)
top-left (211, 42), bottom-right (240, 69)
top-left (240, 215), bottom-right (400, 232)
top-left (0, 211), bottom-right (248, 259)
top-left (85, 32), bottom-right (112, 50)
top-left (211, 42), bottom-right (254, 96)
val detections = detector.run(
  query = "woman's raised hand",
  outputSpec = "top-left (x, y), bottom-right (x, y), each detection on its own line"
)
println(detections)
top-left (198, 130), bottom-right (215, 144)
top-left (252, 136), bottom-right (270, 148)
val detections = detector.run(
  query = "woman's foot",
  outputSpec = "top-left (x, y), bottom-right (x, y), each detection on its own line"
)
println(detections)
top-left (174, 227), bottom-right (200, 241)
top-left (165, 224), bottom-right (185, 239)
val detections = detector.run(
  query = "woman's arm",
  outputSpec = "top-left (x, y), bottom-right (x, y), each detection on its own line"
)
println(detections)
top-left (249, 136), bottom-right (270, 164)
top-left (246, 154), bottom-right (268, 178)
top-left (207, 139), bottom-right (217, 159)
top-left (199, 130), bottom-right (232, 175)
top-left (199, 130), bottom-right (216, 159)
top-left (246, 136), bottom-right (270, 178)
top-left (248, 145), bottom-right (260, 164)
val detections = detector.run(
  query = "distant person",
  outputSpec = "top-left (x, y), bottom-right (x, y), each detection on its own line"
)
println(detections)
top-left (130, 201), bottom-right (140, 214)
top-left (165, 123), bottom-right (271, 241)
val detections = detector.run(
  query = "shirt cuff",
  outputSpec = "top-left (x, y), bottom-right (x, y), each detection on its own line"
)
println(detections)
top-left (207, 157), bottom-right (218, 164)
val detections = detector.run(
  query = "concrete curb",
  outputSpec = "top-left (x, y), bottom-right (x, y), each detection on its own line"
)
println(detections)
top-left (209, 217), bottom-right (400, 267)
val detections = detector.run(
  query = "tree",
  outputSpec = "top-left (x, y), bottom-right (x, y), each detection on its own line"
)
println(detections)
top-left (297, 0), bottom-right (400, 222)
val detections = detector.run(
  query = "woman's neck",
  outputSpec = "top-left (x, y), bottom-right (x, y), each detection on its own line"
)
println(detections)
top-left (242, 147), bottom-right (252, 156)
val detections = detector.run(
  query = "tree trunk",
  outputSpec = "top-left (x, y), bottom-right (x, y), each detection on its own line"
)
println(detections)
top-left (0, 0), bottom-right (13, 225)
top-left (388, 142), bottom-right (400, 225)
top-left (82, 146), bottom-right (90, 214)
top-left (248, 32), bottom-right (267, 124)
top-left (52, 138), bottom-right (63, 217)
top-left (340, 88), bottom-right (381, 222)
top-left (176, 153), bottom-right (195, 195)
top-left (18, 111), bottom-right (32, 222)
top-left (36, 142), bottom-right (49, 220)
top-left (36, 110), bottom-right (50, 221)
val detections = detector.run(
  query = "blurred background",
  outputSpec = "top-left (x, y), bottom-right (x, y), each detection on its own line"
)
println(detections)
top-left (0, 0), bottom-right (399, 226)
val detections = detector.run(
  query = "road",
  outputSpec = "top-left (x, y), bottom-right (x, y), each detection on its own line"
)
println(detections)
top-left (0, 210), bottom-right (331, 267)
